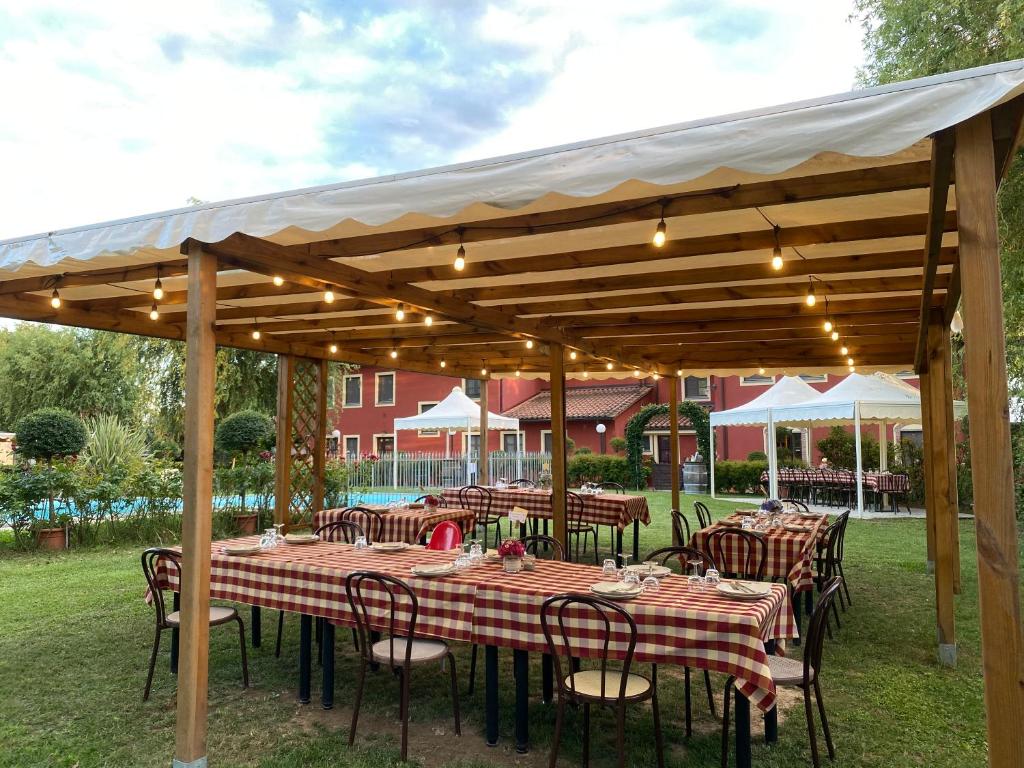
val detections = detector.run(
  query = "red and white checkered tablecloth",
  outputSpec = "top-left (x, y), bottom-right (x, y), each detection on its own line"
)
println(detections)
top-left (444, 487), bottom-right (651, 530)
top-left (153, 537), bottom-right (795, 711)
top-left (314, 505), bottom-right (476, 545)
top-left (690, 513), bottom-right (829, 593)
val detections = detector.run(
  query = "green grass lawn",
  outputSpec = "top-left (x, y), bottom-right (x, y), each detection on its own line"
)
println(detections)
top-left (0, 492), bottom-right (1016, 767)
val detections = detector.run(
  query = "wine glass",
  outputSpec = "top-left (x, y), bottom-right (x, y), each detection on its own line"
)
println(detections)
top-left (274, 523), bottom-right (285, 542)
top-left (686, 556), bottom-right (704, 591)
top-left (617, 552), bottom-right (632, 581)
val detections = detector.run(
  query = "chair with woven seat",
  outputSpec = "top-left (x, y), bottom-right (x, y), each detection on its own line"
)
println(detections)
top-left (693, 500), bottom-right (712, 529)
top-left (140, 548), bottom-right (249, 701)
top-left (722, 577), bottom-right (843, 768)
top-left (542, 593), bottom-right (665, 768)
top-left (340, 506), bottom-right (385, 543)
top-left (459, 485), bottom-right (503, 547)
top-left (670, 509), bottom-right (691, 546)
top-left (567, 490), bottom-right (599, 564)
top-left (646, 546), bottom-right (718, 736)
top-left (705, 528), bottom-right (768, 581)
top-left (345, 571), bottom-right (460, 762)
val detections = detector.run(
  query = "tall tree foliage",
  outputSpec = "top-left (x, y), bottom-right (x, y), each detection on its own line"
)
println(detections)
top-left (854, 0), bottom-right (1024, 412)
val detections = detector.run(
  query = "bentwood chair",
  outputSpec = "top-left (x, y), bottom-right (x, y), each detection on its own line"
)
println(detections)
top-left (413, 493), bottom-right (449, 507)
top-left (345, 571), bottom-right (461, 762)
top-left (542, 593), bottom-right (665, 768)
top-left (276, 520), bottom-right (365, 658)
top-left (705, 528), bottom-right (768, 581)
top-left (815, 511), bottom-right (849, 634)
top-left (340, 506), bottom-right (385, 543)
top-left (782, 498), bottom-right (810, 514)
top-left (567, 490), bottom-right (600, 564)
top-left (140, 548), bottom-right (249, 701)
top-left (510, 478), bottom-right (536, 488)
top-left (722, 577), bottom-right (844, 768)
top-left (646, 546), bottom-right (718, 736)
top-left (670, 509), bottom-right (691, 546)
top-left (598, 481), bottom-right (625, 493)
top-left (693, 500), bottom-right (713, 529)
top-left (459, 485), bottom-right (503, 547)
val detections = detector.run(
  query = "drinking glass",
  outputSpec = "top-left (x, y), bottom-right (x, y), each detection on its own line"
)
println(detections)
top-left (259, 529), bottom-right (273, 548)
top-left (741, 516), bottom-right (755, 530)
top-left (602, 558), bottom-right (618, 579)
top-left (623, 569), bottom-right (641, 589)
top-left (704, 568), bottom-right (721, 586)
top-left (354, 535), bottom-right (368, 550)
top-left (617, 552), bottom-right (632, 580)
top-left (454, 553), bottom-right (471, 570)
top-left (469, 541), bottom-right (484, 565)
top-left (274, 523), bottom-right (285, 541)
top-left (686, 557), bottom-right (704, 591)
top-left (642, 575), bottom-right (660, 593)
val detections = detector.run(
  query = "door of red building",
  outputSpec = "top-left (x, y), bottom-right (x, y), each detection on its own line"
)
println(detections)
top-left (657, 435), bottom-right (670, 463)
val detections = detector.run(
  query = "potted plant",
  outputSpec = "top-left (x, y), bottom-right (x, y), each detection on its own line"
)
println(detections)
top-left (215, 410), bottom-right (275, 533)
top-left (14, 408), bottom-right (87, 550)
top-left (423, 494), bottom-right (441, 513)
top-left (498, 538), bottom-right (526, 573)
top-left (32, 513), bottom-right (72, 550)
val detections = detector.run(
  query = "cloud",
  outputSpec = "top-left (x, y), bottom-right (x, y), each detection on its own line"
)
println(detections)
top-left (0, 0), bottom-right (864, 240)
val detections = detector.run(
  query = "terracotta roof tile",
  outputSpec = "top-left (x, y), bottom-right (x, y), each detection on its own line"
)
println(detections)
top-left (503, 385), bottom-right (654, 421)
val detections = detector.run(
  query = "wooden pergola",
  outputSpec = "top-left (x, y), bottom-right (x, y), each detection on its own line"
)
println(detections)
top-left (1, 62), bottom-right (1022, 767)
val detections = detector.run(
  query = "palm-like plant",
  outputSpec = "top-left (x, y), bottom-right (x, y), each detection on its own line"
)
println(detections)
top-left (82, 415), bottom-right (149, 475)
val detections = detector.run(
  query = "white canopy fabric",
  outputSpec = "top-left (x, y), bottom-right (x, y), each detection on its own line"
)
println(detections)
top-left (393, 386), bottom-right (519, 431)
top-left (710, 376), bottom-right (822, 426)
top-left (771, 372), bottom-right (967, 424)
top-left (3, 59), bottom-right (1024, 271)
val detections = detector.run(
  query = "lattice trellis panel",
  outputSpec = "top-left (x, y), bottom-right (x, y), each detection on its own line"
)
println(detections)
top-left (275, 356), bottom-right (327, 529)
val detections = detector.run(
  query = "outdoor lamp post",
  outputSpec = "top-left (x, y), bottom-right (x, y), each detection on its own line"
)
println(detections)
top-left (596, 422), bottom-right (607, 454)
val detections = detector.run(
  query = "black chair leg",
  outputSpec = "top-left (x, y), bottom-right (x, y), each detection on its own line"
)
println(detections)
top-left (143, 627), bottom-right (162, 701)
top-left (651, 665), bottom-right (665, 768)
top-left (447, 652), bottom-right (462, 735)
top-left (814, 679), bottom-right (835, 759)
top-left (349, 658), bottom-right (368, 747)
top-left (275, 611), bottom-right (284, 658)
top-left (721, 677), bottom-right (734, 768)
top-left (468, 644), bottom-right (478, 695)
top-left (704, 669), bottom-right (718, 719)
top-left (582, 702), bottom-right (591, 768)
top-left (684, 666), bottom-right (693, 737)
top-left (838, 562), bottom-right (852, 605)
top-left (803, 686), bottom-right (821, 768)
top-left (235, 616), bottom-right (250, 688)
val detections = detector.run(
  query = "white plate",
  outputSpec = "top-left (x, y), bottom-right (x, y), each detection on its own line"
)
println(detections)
top-left (589, 581), bottom-right (643, 600)
top-left (783, 524), bottom-right (813, 533)
top-left (716, 581), bottom-right (773, 600)
top-left (625, 564), bottom-right (672, 579)
top-left (371, 541), bottom-right (409, 552)
top-left (797, 512), bottom-right (824, 519)
top-left (222, 545), bottom-right (262, 556)
top-left (410, 563), bottom-right (457, 577)
top-left (284, 534), bottom-right (319, 545)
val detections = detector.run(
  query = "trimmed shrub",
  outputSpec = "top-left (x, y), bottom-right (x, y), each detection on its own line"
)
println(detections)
top-left (215, 410), bottom-right (274, 458)
top-left (15, 408), bottom-right (87, 461)
top-left (567, 454), bottom-right (641, 486)
top-left (574, 446), bottom-right (593, 455)
top-left (817, 425), bottom-right (880, 470)
top-left (714, 459), bottom-right (767, 494)
top-left (609, 436), bottom-right (627, 454)
top-left (747, 451), bottom-right (767, 461)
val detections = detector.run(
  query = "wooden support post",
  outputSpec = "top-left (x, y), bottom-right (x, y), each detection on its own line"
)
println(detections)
top-left (920, 367), bottom-right (937, 573)
top-left (669, 376), bottom-right (681, 542)
top-left (479, 379), bottom-right (490, 486)
top-left (955, 112), bottom-right (1024, 767)
top-left (550, 345), bottom-right (568, 549)
top-left (312, 358), bottom-right (328, 516)
top-left (941, 327), bottom-right (962, 595)
top-left (925, 317), bottom-right (957, 666)
top-left (173, 243), bottom-right (217, 768)
top-left (274, 355), bottom-right (294, 530)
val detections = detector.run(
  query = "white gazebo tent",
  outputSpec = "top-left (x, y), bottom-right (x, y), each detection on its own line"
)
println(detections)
top-left (709, 376), bottom-right (822, 500)
top-left (771, 372), bottom-right (967, 516)
top-left (392, 386), bottom-right (519, 484)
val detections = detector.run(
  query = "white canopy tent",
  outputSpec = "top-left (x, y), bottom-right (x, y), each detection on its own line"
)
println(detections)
top-left (392, 386), bottom-right (519, 483)
top-left (771, 372), bottom-right (968, 516)
top-left (709, 376), bottom-right (822, 500)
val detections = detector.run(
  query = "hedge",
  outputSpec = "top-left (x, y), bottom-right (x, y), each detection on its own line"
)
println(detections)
top-left (567, 454), bottom-right (644, 486)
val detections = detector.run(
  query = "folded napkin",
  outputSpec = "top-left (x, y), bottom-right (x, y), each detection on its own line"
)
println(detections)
top-left (412, 563), bottom-right (453, 575)
top-left (592, 581), bottom-right (641, 594)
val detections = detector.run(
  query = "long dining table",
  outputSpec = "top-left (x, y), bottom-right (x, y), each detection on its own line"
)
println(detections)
top-left (314, 504), bottom-right (477, 544)
top-left (443, 487), bottom-right (652, 559)
top-left (154, 536), bottom-right (797, 768)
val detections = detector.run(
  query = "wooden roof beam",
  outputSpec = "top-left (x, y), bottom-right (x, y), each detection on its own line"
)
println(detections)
top-left (81, 281), bottom-right (320, 311)
top-left (0, 259), bottom-right (189, 296)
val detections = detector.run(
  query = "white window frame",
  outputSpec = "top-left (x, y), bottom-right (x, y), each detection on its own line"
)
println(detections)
top-left (373, 432), bottom-right (395, 455)
top-left (461, 378), bottom-right (482, 400)
top-left (683, 375), bottom-right (711, 401)
top-left (540, 429), bottom-right (553, 454)
top-left (342, 373), bottom-right (362, 408)
top-left (499, 430), bottom-right (524, 453)
top-left (641, 433), bottom-right (658, 462)
top-left (462, 431), bottom-right (483, 454)
top-left (343, 434), bottom-right (360, 458)
top-left (741, 374), bottom-right (776, 386)
top-left (416, 401), bottom-right (440, 437)
top-left (799, 374), bottom-right (828, 383)
top-left (374, 371), bottom-right (396, 406)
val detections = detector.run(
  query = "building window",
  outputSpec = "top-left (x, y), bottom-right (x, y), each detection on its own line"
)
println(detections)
top-left (741, 374), bottom-right (775, 386)
top-left (895, 370), bottom-right (918, 380)
top-left (344, 435), bottom-right (359, 458)
top-left (374, 434), bottom-right (394, 454)
top-left (375, 372), bottom-right (395, 406)
top-left (417, 402), bottom-right (439, 437)
top-left (501, 431), bottom-right (523, 453)
top-left (463, 432), bottom-right (481, 456)
top-left (462, 379), bottom-right (482, 399)
top-left (683, 376), bottom-right (709, 400)
top-left (343, 374), bottom-right (362, 407)
top-left (540, 430), bottom-right (553, 454)
top-left (799, 374), bottom-right (827, 383)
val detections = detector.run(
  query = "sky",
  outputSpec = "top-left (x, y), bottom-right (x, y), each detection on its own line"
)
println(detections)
top-left (0, 0), bottom-right (865, 241)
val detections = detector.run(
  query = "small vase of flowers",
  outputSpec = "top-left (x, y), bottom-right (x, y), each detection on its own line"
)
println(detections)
top-left (498, 538), bottom-right (526, 573)
top-left (423, 494), bottom-right (441, 513)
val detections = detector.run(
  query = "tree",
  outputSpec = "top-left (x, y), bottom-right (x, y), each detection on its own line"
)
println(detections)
top-left (215, 411), bottom-right (275, 458)
top-left (854, 0), bottom-right (1024, 414)
top-left (15, 408), bottom-right (87, 461)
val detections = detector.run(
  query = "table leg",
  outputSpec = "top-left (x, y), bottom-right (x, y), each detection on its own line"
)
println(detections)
top-left (765, 703), bottom-right (778, 744)
top-left (251, 606), bottom-right (261, 648)
top-left (792, 589), bottom-right (802, 646)
top-left (170, 592), bottom-right (180, 674)
top-left (321, 621), bottom-right (335, 709)
top-left (370, 630), bottom-right (381, 672)
top-left (804, 588), bottom-right (813, 619)
top-left (735, 691), bottom-right (752, 768)
top-left (615, 529), bottom-right (623, 559)
top-left (632, 518), bottom-right (640, 561)
top-left (542, 653), bottom-right (553, 704)
top-left (514, 649), bottom-right (529, 753)
top-left (299, 614), bottom-right (312, 704)
top-left (485, 645), bottom-right (499, 746)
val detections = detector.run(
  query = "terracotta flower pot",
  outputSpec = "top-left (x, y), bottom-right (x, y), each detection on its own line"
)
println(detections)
top-left (35, 527), bottom-right (66, 551)
top-left (234, 513), bottom-right (259, 535)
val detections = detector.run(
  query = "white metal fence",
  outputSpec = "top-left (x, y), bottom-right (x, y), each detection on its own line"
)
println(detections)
top-left (365, 452), bottom-right (552, 489)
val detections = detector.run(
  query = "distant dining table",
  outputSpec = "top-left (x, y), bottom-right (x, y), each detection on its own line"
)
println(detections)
top-left (443, 486), bottom-right (651, 559)
top-left (313, 504), bottom-right (476, 545)
top-left (153, 536), bottom-right (797, 768)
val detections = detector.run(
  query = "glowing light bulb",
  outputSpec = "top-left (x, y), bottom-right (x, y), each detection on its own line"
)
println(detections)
top-left (481, 367), bottom-right (487, 376)
top-left (395, 304), bottom-right (405, 321)
top-left (823, 319), bottom-right (833, 333)
top-left (652, 372), bottom-right (660, 380)
top-left (606, 362), bottom-right (614, 370)
top-left (324, 288), bottom-right (335, 303)
top-left (632, 369), bottom-right (640, 378)
top-left (453, 245), bottom-right (466, 271)
top-left (440, 360), bottom-right (446, 369)
top-left (525, 339), bottom-right (534, 349)
top-left (840, 345), bottom-right (848, 356)
top-left (569, 351), bottom-right (577, 360)
top-left (153, 278), bottom-right (164, 301)
top-left (329, 343), bottom-right (338, 354)
top-left (424, 314), bottom-right (433, 326)
top-left (805, 291), bottom-right (817, 307)
top-left (830, 330), bottom-right (839, 342)
top-left (848, 365), bottom-right (856, 373)
top-left (583, 370), bottom-right (589, 379)
top-left (847, 357), bottom-right (854, 366)
top-left (676, 369), bottom-right (683, 376)
top-left (515, 369), bottom-right (521, 377)
top-left (758, 366), bottom-right (766, 375)
top-left (951, 310), bottom-right (964, 334)
top-left (252, 329), bottom-right (261, 340)
top-left (390, 349), bottom-right (398, 359)
top-left (652, 219), bottom-right (667, 247)
top-left (50, 289), bottom-right (61, 309)
top-left (771, 246), bottom-right (783, 271)
top-left (149, 303), bottom-right (159, 321)
top-left (272, 275), bottom-right (284, 287)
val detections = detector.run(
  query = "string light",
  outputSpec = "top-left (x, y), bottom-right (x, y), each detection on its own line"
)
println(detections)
top-left (525, 339), bottom-right (534, 349)
top-left (251, 320), bottom-right (261, 340)
top-left (390, 349), bottom-right (398, 359)
top-left (770, 226), bottom-right (783, 271)
top-left (632, 369), bottom-right (641, 378)
top-left (848, 364), bottom-right (856, 373)
top-left (606, 362), bottom-right (614, 370)
top-left (395, 303), bottom-right (406, 321)
top-left (153, 271), bottom-right (164, 301)
top-left (329, 342), bottom-right (338, 354)
top-left (454, 229), bottom-right (466, 271)
top-left (847, 357), bottom-right (854, 367)
top-left (840, 345), bottom-right (849, 356)
top-left (272, 275), bottom-right (284, 287)
top-left (805, 277), bottom-right (817, 307)
top-left (515, 368), bottom-right (521, 377)
top-left (758, 366), bottom-right (766, 375)
top-left (676, 369), bottom-right (683, 376)
top-left (424, 314), bottom-right (433, 326)
top-left (440, 359), bottom-right (447, 369)
top-left (324, 286), bottom-right (336, 303)
top-left (830, 330), bottom-right (840, 342)
top-left (652, 372), bottom-right (660, 380)
top-left (50, 288), bottom-right (61, 309)
top-left (149, 302), bottom-right (159, 321)
top-left (652, 201), bottom-right (668, 247)
top-left (823, 319), bottom-right (833, 333)
top-left (583, 370), bottom-right (589, 379)
top-left (569, 350), bottom-right (577, 360)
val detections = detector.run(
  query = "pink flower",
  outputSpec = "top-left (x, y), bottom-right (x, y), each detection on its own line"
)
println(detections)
top-left (498, 539), bottom-right (526, 558)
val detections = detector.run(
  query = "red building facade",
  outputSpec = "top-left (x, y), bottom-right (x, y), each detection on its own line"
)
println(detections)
top-left (327, 368), bottom-right (920, 464)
